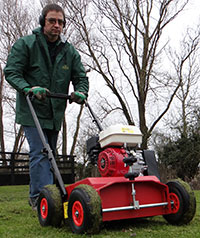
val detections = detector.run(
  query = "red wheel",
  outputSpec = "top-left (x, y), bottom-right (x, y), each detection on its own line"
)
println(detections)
top-left (169, 193), bottom-right (180, 213)
top-left (163, 180), bottom-right (196, 225)
top-left (40, 198), bottom-right (48, 219)
top-left (37, 185), bottom-right (63, 227)
top-left (68, 184), bottom-right (102, 234)
top-left (72, 201), bottom-right (84, 227)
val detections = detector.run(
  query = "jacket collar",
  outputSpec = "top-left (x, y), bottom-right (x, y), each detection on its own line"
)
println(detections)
top-left (32, 27), bottom-right (67, 44)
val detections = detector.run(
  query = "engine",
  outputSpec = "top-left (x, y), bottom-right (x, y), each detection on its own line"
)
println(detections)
top-left (97, 148), bottom-right (129, 177)
top-left (86, 124), bottom-right (160, 180)
top-left (98, 148), bottom-right (147, 178)
top-left (87, 124), bottom-right (148, 178)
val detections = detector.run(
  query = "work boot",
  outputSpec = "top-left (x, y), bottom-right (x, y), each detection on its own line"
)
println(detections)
top-left (29, 197), bottom-right (38, 211)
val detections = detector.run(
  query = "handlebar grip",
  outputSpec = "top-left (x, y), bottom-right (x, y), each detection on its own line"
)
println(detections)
top-left (46, 92), bottom-right (71, 100)
top-left (26, 91), bottom-right (71, 100)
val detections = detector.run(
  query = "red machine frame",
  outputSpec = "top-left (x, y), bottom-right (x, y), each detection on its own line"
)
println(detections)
top-left (66, 175), bottom-right (178, 222)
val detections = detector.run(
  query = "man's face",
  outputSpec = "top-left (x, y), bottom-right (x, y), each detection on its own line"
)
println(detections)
top-left (43, 10), bottom-right (64, 42)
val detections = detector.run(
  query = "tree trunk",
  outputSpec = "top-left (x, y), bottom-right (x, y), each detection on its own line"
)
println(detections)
top-left (70, 105), bottom-right (84, 156)
top-left (12, 125), bottom-right (24, 153)
top-left (0, 64), bottom-right (6, 165)
top-left (138, 97), bottom-right (149, 149)
top-left (62, 116), bottom-right (67, 156)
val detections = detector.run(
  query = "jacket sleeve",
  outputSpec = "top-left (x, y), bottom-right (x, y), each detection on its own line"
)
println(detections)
top-left (71, 47), bottom-right (89, 96)
top-left (4, 38), bottom-right (30, 92)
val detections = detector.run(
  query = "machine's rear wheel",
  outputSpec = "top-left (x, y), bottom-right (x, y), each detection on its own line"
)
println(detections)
top-left (68, 184), bottom-right (102, 234)
top-left (163, 179), bottom-right (196, 225)
top-left (37, 185), bottom-right (63, 227)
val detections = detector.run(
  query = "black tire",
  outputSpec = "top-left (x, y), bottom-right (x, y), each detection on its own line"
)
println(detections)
top-left (68, 184), bottom-right (102, 234)
top-left (37, 185), bottom-right (63, 227)
top-left (163, 179), bottom-right (196, 225)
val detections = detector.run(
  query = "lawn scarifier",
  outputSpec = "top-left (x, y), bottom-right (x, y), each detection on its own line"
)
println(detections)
top-left (26, 93), bottom-right (196, 234)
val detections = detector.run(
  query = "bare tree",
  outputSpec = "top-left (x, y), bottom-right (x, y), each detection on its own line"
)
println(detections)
top-left (0, 0), bottom-right (37, 153)
top-left (0, 0), bottom-right (34, 63)
top-left (60, 0), bottom-right (198, 149)
top-left (167, 27), bottom-right (200, 137)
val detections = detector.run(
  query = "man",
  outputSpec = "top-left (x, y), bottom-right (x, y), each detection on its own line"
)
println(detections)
top-left (4, 4), bottom-right (89, 210)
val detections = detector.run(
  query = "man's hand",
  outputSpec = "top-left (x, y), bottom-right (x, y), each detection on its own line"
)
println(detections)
top-left (23, 86), bottom-right (49, 100)
top-left (70, 91), bottom-right (86, 104)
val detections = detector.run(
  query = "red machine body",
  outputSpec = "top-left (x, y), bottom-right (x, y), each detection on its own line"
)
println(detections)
top-left (66, 146), bottom-right (179, 222)
top-left (66, 176), bottom-right (177, 222)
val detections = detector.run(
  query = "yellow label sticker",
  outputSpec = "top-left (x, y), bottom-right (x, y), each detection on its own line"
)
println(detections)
top-left (121, 127), bottom-right (134, 133)
top-left (62, 65), bottom-right (69, 70)
top-left (63, 202), bottom-right (68, 219)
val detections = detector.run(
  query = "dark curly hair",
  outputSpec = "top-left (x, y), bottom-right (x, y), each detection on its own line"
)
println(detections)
top-left (42, 3), bottom-right (65, 20)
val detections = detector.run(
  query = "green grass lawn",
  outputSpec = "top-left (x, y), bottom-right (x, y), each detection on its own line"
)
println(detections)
top-left (0, 185), bottom-right (199, 238)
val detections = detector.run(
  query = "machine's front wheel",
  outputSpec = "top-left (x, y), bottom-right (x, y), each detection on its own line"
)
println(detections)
top-left (68, 184), bottom-right (102, 234)
top-left (163, 179), bottom-right (196, 225)
top-left (37, 185), bottom-right (63, 227)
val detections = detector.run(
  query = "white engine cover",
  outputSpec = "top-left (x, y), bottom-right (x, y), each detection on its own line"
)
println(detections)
top-left (99, 124), bottom-right (142, 148)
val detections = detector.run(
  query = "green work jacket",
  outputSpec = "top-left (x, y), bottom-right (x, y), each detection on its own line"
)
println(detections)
top-left (4, 27), bottom-right (89, 131)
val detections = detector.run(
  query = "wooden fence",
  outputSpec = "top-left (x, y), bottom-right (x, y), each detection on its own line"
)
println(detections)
top-left (0, 152), bottom-right (75, 185)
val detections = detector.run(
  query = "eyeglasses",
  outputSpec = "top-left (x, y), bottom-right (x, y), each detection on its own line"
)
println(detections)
top-left (46, 18), bottom-right (64, 26)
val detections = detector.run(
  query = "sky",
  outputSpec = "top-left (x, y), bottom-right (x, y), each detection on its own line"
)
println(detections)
top-left (166, 0), bottom-right (200, 44)
top-left (163, 0), bottom-right (200, 98)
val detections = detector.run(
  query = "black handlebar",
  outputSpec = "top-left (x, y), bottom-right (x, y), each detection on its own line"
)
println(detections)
top-left (26, 91), bottom-right (71, 100)
top-left (46, 93), bottom-right (103, 131)
top-left (46, 92), bottom-right (71, 99)
top-left (27, 92), bottom-right (103, 132)
top-left (84, 101), bottom-right (103, 132)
